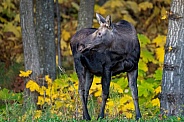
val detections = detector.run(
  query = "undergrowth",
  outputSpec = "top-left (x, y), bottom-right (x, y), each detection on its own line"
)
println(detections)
top-left (0, 33), bottom-right (168, 121)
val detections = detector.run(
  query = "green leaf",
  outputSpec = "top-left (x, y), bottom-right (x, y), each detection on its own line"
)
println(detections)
top-left (3, 22), bottom-right (20, 38)
top-left (154, 69), bottom-right (163, 81)
top-left (116, 77), bottom-right (128, 90)
top-left (138, 60), bottom-right (148, 72)
top-left (141, 49), bottom-right (154, 63)
top-left (138, 34), bottom-right (151, 47)
top-left (138, 82), bottom-right (154, 97)
top-left (54, 75), bottom-right (70, 88)
top-left (0, 88), bottom-right (9, 100)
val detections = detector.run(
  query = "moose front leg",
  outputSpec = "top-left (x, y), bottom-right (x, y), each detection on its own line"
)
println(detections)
top-left (74, 59), bottom-right (92, 120)
top-left (127, 69), bottom-right (142, 120)
top-left (98, 67), bottom-right (111, 119)
top-left (78, 71), bottom-right (93, 120)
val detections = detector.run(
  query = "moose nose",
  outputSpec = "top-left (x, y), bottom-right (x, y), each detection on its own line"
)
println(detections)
top-left (77, 43), bottom-right (85, 52)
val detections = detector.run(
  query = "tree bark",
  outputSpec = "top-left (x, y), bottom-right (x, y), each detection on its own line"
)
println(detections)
top-left (98, 0), bottom-right (107, 6)
top-left (36, 0), bottom-right (56, 80)
top-left (20, 0), bottom-right (40, 108)
top-left (77, 0), bottom-right (95, 31)
top-left (161, 0), bottom-right (184, 116)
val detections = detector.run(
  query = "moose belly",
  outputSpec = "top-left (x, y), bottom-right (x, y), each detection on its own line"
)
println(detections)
top-left (81, 52), bottom-right (105, 76)
top-left (111, 59), bottom-right (135, 75)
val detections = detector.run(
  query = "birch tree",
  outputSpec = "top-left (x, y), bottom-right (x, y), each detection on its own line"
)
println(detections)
top-left (161, 0), bottom-right (184, 116)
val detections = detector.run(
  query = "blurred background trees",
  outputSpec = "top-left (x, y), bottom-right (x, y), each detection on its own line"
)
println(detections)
top-left (20, 0), bottom-right (56, 108)
top-left (35, 0), bottom-right (56, 80)
top-left (19, 0), bottom-right (41, 107)
top-left (0, 0), bottom-right (170, 89)
top-left (77, 0), bottom-right (95, 30)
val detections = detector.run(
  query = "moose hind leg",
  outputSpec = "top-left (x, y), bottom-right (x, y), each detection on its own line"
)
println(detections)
top-left (127, 69), bottom-right (142, 120)
top-left (83, 70), bottom-right (94, 120)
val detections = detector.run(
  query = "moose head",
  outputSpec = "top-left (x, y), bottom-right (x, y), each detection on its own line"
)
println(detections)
top-left (77, 13), bottom-right (114, 53)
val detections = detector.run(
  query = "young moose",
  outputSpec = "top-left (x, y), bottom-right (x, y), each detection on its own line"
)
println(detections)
top-left (70, 13), bottom-right (141, 120)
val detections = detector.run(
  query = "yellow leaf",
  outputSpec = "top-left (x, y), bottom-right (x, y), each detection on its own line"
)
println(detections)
top-left (55, 100), bottom-right (62, 109)
top-left (90, 77), bottom-right (101, 95)
top-left (125, 102), bottom-right (134, 110)
top-left (94, 90), bottom-right (101, 97)
top-left (120, 95), bottom-right (133, 105)
top-left (51, 94), bottom-right (58, 100)
top-left (59, 94), bottom-right (67, 101)
top-left (161, 7), bottom-right (167, 20)
top-left (168, 46), bottom-right (172, 52)
top-left (95, 5), bottom-right (106, 15)
top-left (154, 86), bottom-right (161, 94)
top-left (138, 2), bottom-right (153, 11)
top-left (178, 117), bottom-right (181, 121)
top-left (26, 80), bottom-right (39, 92)
top-left (34, 110), bottom-right (42, 119)
top-left (125, 112), bottom-right (133, 119)
top-left (37, 96), bottom-right (45, 105)
top-left (61, 40), bottom-right (67, 49)
top-left (111, 82), bottom-right (123, 93)
top-left (106, 100), bottom-right (114, 107)
top-left (161, 15), bottom-right (167, 20)
top-left (45, 75), bottom-right (52, 85)
top-left (45, 97), bottom-right (51, 105)
top-left (138, 60), bottom-right (148, 72)
top-left (151, 98), bottom-right (160, 107)
top-left (66, 104), bottom-right (73, 108)
top-left (62, 30), bottom-right (71, 41)
top-left (155, 47), bottom-right (165, 62)
top-left (14, 14), bottom-right (20, 22)
top-left (19, 70), bottom-right (32, 77)
top-left (46, 87), bottom-right (51, 97)
top-left (153, 35), bottom-right (166, 47)
top-left (38, 86), bottom-right (46, 95)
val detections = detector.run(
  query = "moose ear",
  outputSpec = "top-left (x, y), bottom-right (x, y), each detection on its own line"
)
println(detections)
top-left (105, 15), bottom-right (111, 27)
top-left (96, 13), bottom-right (106, 26)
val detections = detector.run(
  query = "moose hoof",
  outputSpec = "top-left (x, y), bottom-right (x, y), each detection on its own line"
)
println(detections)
top-left (83, 115), bottom-right (91, 121)
top-left (135, 115), bottom-right (142, 121)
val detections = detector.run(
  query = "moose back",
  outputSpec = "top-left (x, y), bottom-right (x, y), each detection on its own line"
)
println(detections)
top-left (70, 13), bottom-right (141, 120)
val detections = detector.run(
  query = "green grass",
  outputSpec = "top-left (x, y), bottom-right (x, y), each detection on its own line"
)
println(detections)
top-left (0, 100), bottom-right (183, 122)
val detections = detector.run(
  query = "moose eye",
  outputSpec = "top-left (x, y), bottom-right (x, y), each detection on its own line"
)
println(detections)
top-left (98, 32), bottom-right (101, 36)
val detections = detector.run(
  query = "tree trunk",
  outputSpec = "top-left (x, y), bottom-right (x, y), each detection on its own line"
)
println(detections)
top-left (36, 0), bottom-right (56, 80)
top-left (161, 0), bottom-right (184, 116)
top-left (98, 0), bottom-right (107, 6)
top-left (20, 0), bottom-right (40, 108)
top-left (77, 0), bottom-right (95, 31)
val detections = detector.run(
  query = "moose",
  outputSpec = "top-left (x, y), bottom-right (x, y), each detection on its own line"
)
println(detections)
top-left (70, 13), bottom-right (141, 120)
